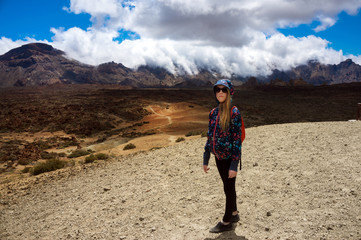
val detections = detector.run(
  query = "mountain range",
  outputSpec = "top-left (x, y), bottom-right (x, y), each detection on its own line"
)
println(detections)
top-left (0, 43), bottom-right (360, 88)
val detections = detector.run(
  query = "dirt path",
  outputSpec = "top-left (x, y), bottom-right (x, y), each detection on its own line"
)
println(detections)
top-left (147, 106), bottom-right (173, 126)
top-left (1, 121), bottom-right (361, 240)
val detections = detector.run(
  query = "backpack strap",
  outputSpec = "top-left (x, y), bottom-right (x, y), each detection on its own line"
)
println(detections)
top-left (210, 107), bottom-right (217, 117)
top-left (231, 106), bottom-right (246, 143)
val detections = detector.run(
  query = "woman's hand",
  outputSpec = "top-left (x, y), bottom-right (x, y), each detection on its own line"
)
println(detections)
top-left (203, 165), bottom-right (210, 173)
top-left (228, 170), bottom-right (237, 178)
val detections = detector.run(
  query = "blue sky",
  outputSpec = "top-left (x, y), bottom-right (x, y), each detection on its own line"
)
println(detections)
top-left (0, 0), bottom-right (90, 40)
top-left (0, 0), bottom-right (360, 76)
top-left (279, 11), bottom-right (361, 56)
top-left (0, 0), bottom-right (139, 43)
top-left (1, 1), bottom-right (360, 55)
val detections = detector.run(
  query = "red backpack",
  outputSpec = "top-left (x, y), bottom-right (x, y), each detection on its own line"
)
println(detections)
top-left (232, 106), bottom-right (246, 143)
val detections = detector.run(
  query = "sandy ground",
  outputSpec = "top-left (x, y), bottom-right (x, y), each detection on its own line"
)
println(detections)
top-left (1, 121), bottom-right (361, 240)
top-left (88, 102), bottom-right (209, 157)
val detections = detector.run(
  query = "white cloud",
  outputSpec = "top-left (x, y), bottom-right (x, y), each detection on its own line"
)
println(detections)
top-left (1, 0), bottom-right (361, 77)
top-left (48, 29), bottom-right (347, 77)
top-left (80, 0), bottom-right (361, 45)
top-left (313, 16), bottom-right (337, 32)
top-left (67, 0), bottom-right (119, 16)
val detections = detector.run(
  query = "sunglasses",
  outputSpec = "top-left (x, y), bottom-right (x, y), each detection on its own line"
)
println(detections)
top-left (215, 87), bottom-right (228, 93)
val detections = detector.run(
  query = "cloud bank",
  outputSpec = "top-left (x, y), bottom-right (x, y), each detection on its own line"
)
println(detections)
top-left (1, 0), bottom-right (361, 77)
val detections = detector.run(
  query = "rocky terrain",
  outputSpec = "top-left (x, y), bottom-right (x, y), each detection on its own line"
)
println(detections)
top-left (267, 59), bottom-right (361, 85)
top-left (0, 79), bottom-right (360, 239)
top-left (1, 43), bottom-right (361, 88)
top-left (1, 83), bottom-right (360, 182)
top-left (1, 121), bottom-right (360, 240)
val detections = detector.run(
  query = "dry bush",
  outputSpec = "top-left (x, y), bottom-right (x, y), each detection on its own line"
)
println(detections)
top-left (95, 153), bottom-right (109, 160)
top-left (84, 153), bottom-right (109, 164)
top-left (40, 152), bottom-right (58, 159)
top-left (123, 143), bottom-right (136, 150)
top-left (30, 159), bottom-right (67, 175)
top-left (84, 154), bottom-right (96, 164)
top-left (67, 149), bottom-right (91, 158)
top-left (176, 137), bottom-right (185, 142)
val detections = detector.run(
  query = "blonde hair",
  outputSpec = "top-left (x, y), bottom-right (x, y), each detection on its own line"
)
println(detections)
top-left (219, 88), bottom-right (231, 131)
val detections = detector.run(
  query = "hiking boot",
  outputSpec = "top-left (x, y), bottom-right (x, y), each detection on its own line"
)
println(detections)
top-left (230, 213), bottom-right (240, 222)
top-left (209, 222), bottom-right (233, 233)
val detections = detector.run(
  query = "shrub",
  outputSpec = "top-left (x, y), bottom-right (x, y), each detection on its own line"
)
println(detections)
top-left (35, 140), bottom-right (52, 150)
top-left (185, 130), bottom-right (203, 137)
top-left (150, 147), bottom-right (162, 151)
top-left (123, 143), bottom-right (136, 150)
top-left (176, 137), bottom-right (185, 142)
top-left (41, 151), bottom-right (58, 159)
top-left (21, 167), bottom-right (31, 173)
top-left (67, 149), bottom-right (90, 158)
top-left (85, 154), bottom-right (96, 163)
top-left (30, 159), bottom-right (67, 175)
top-left (95, 153), bottom-right (109, 160)
top-left (17, 158), bottom-right (30, 165)
top-left (84, 153), bottom-right (109, 163)
top-left (58, 139), bottom-right (79, 149)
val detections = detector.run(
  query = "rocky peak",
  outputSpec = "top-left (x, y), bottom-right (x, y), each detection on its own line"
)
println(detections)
top-left (338, 59), bottom-right (355, 68)
top-left (96, 61), bottom-right (130, 74)
top-left (0, 43), bottom-right (63, 62)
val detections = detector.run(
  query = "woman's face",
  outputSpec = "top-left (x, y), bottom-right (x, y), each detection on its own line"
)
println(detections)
top-left (215, 85), bottom-right (228, 103)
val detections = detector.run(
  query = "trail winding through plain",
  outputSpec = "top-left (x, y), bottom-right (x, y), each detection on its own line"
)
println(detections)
top-left (147, 106), bottom-right (173, 126)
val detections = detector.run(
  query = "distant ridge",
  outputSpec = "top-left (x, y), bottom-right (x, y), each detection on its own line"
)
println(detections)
top-left (0, 43), bottom-right (360, 87)
top-left (267, 59), bottom-right (361, 85)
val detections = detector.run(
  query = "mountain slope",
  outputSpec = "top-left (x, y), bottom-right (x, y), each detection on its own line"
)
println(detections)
top-left (0, 43), bottom-right (217, 87)
top-left (0, 43), bottom-right (95, 86)
top-left (264, 59), bottom-right (361, 85)
top-left (1, 43), bottom-right (361, 87)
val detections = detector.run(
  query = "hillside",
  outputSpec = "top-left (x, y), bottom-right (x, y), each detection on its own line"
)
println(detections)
top-left (268, 59), bottom-right (361, 85)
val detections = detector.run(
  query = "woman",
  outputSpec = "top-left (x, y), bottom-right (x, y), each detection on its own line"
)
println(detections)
top-left (203, 79), bottom-right (243, 233)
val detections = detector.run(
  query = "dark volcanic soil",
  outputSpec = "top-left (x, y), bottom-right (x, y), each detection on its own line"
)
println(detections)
top-left (0, 83), bottom-right (360, 179)
top-left (1, 83), bottom-right (360, 135)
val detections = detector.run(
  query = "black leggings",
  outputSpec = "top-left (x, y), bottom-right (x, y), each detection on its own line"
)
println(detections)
top-left (215, 157), bottom-right (237, 222)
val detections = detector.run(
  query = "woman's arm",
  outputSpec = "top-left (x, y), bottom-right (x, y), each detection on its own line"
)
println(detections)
top-left (203, 109), bottom-right (214, 166)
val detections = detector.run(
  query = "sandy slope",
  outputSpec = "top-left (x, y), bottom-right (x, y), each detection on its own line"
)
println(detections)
top-left (1, 121), bottom-right (361, 240)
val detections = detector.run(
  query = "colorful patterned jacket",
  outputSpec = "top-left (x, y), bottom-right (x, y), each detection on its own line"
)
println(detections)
top-left (203, 106), bottom-right (243, 171)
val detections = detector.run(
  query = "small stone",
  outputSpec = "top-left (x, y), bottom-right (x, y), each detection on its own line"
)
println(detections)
top-left (253, 163), bottom-right (259, 167)
top-left (265, 227), bottom-right (270, 232)
top-left (267, 211), bottom-right (272, 217)
top-left (139, 217), bottom-right (145, 221)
